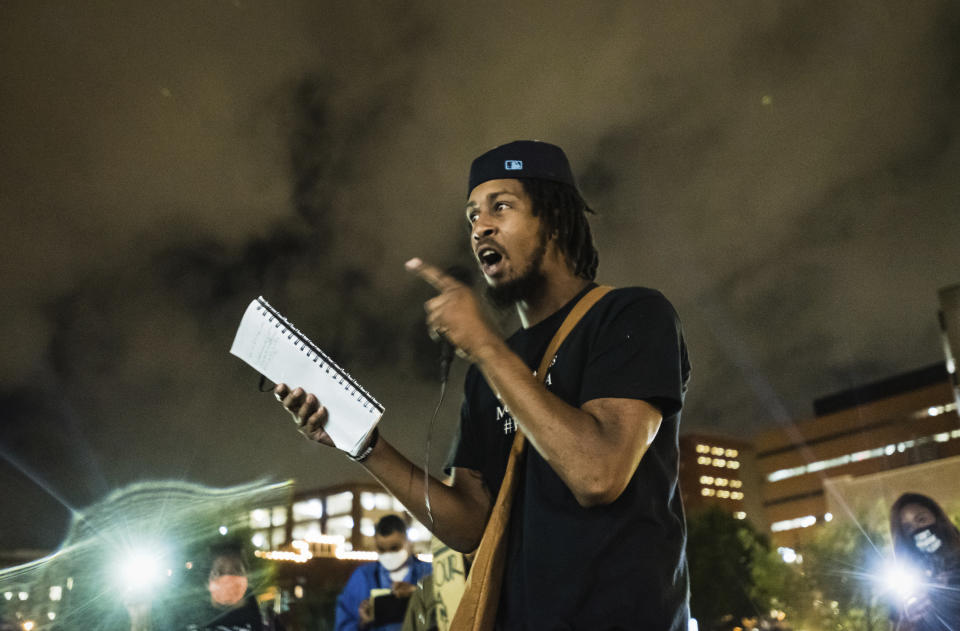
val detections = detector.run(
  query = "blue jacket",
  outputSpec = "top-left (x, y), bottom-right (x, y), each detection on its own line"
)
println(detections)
top-left (334, 558), bottom-right (432, 631)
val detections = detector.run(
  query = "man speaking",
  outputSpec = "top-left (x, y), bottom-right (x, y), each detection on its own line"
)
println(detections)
top-left (275, 140), bottom-right (691, 630)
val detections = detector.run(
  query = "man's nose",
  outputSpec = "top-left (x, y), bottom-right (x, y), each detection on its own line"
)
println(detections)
top-left (472, 222), bottom-right (496, 242)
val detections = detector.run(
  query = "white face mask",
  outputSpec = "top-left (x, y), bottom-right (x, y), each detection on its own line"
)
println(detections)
top-left (914, 528), bottom-right (942, 554)
top-left (378, 548), bottom-right (410, 572)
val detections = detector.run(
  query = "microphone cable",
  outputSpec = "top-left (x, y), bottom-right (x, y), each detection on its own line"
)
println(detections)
top-left (422, 264), bottom-right (473, 531)
top-left (423, 375), bottom-right (448, 531)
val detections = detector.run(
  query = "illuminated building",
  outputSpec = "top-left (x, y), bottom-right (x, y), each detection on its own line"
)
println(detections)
top-left (755, 363), bottom-right (959, 546)
top-left (247, 482), bottom-right (432, 558)
top-left (678, 433), bottom-right (762, 527)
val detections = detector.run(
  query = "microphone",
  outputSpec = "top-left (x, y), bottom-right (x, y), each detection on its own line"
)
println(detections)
top-left (439, 265), bottom-right (474, 384)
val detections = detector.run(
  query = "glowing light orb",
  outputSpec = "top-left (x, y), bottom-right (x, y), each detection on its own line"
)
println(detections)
top-left (115, 548), bottom-right (168, 593)
top-left (880, 561), bottom-right (923, 602)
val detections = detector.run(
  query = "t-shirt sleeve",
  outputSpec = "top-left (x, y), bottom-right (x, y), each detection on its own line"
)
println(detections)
top-left (579, 291), bottom-right (688, 418)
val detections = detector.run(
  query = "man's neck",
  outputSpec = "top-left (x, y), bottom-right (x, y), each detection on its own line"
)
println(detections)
top-left (516, 273), bottom-right (592, 328)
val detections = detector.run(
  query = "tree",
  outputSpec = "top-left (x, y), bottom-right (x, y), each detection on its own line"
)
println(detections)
top-left (749, 503), bottom-right (895, 631)
top-left (687, 507), bottom-right (769, 629)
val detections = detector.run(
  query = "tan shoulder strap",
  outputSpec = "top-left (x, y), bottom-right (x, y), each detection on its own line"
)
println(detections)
top-left (449, 284), bottom-right (614, 631)
top-left (534, 285), bottom-right (614, 383)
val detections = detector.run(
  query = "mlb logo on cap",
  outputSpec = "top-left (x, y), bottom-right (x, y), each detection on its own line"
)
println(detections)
top-left (504, 160), bottom-right (523, 170)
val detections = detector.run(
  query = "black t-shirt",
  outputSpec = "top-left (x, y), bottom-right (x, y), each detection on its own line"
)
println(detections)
top-left (447, 285), bottom-right (691, 631)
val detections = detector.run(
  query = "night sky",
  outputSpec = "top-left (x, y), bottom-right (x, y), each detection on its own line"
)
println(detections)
top-left (2, 1), bottom-right (959, 551)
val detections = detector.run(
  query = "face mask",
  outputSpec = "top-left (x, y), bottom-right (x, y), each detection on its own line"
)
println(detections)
top-left (209, 575), bottom-right (248, 606)
top-left (913, 528), bottom-right (942, 554)
top-left (378, 548), bottom-right (410, 572)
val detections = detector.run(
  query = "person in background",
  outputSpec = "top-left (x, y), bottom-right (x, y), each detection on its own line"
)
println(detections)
top-left (889, 492), bottom-right (960, 630)
top-left (400, 574), bottom-right (438, 631)
top-left (186, 542), bottom-right (284, 631)
top-left (335, 514), bottom-right (432, 631)
top-left (128, 541), bottom-right (283, 631)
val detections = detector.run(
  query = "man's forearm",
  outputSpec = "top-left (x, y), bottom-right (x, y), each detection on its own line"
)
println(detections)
top-left (359, 436), bottom-right (490, 552)
top-left (472, 339), bottom-right (651, 506)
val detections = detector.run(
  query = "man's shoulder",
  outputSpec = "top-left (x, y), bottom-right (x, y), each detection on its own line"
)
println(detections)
top-left (592, 285), bottom-right (679, 320)
top-left (604, 285), bottom-right (671, 304)
top-left (346, 561), bottom-right (380, 583)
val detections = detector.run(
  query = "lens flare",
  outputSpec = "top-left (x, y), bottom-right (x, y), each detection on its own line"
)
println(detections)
top-left (880, 560), bottom-right (923, 602)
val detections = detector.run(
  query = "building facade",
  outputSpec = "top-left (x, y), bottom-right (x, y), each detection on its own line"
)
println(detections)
top-left (754, 363), bottom-right (960, 546)
top-left (678, 433), bottom-right (764, 528)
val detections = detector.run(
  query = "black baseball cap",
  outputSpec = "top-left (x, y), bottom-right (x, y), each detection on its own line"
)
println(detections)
top-left (468, 140), bottom-right (576, 196)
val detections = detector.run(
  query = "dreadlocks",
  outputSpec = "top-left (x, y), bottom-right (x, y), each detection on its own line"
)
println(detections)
top-left (519, 178), bottom-right (599, 281)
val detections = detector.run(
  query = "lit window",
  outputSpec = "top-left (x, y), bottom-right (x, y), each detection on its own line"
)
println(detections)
top-left (770, 515), bottom-right (817, 532)
top-left (934, 433), bottom-right (950, 443)
top-left (249, 509), bottom-right (271, 529)
top-left (48, 586), bottom-right (62, 602)
top-left (824, 512), bottom-right (833, 522)
top-left (380, 493), bottom-right (397, 510)
top-left (711, 446), bottom-right (724, 456)
top-left (701, 488), bottom-right (715, 496)
top-left (271, 505), bottom-right (288, 526)
top-left (725, 449), bottom-right (738, 458)
top-left (696, 444), bottom-right (709, 454)
top-left (727, 460), bottom-right (740, 469)
top-left (251, 532), bottom-right (267, 549)
top-left (697, 456), bottom-right (711, 465)
top-left (712, 458), bottom-right (726, 467)
top-left (407, 521), bottom-right (431, 542)
top-left (326, 492), bottom-right (354, 516)
top-left (733, 511), bottom-right (746, 520)
top-left (326, 515), bottom-right (355, 539)
top-left (360, 518), bottom-right (376, 537)
top-left (717, 490), bottom-right (730, 498)
top-left (293, 498), bottom-right (324, 521)
top-left (730, 491), bottom-right (743, 500)
top-left (699, 475), bottom-right (714, 485)
top-left (928, 406), bottom-right (941, 417)
top-left (715, 478), bottom-right (728, 486)
top-left (730, 479), bottom-right (742, 488)
top-left (291, 522), bottom-right (322, 542)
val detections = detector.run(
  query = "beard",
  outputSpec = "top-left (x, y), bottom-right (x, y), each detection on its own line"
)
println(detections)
top-left (484, 235), bottom-right (548, 309)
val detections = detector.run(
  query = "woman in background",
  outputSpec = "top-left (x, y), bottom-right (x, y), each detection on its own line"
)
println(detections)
top-left (889, 492), bottom-right (960, 630)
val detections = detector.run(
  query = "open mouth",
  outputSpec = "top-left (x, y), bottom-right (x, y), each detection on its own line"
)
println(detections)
top-left (477, 247), bottom-right (504, 275)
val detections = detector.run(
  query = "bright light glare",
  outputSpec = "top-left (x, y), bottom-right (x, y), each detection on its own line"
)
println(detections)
top-left (116, 549), bottom-right (167, 593)
top-left (778, 547), bottom-right (798, 564)
top-left (881, 561), bottom-right (923, 602)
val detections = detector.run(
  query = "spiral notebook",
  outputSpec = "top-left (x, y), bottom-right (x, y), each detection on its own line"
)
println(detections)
top-left (230, 297), bottom-right (384, 458)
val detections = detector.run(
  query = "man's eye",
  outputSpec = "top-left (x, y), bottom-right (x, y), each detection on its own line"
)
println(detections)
top-left (494, 202), bottom-right (508, 211)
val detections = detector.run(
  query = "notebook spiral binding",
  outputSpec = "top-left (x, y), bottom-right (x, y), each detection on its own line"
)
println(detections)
top-left (255, 297), bottom-right (384, 415)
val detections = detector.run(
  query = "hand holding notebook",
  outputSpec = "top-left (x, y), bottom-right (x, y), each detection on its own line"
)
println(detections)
top-left (230, 297), bottom-right (384, 458)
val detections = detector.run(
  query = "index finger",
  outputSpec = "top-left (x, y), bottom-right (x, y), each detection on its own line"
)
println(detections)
top-left (405, 257), bottom-right (459, 293)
